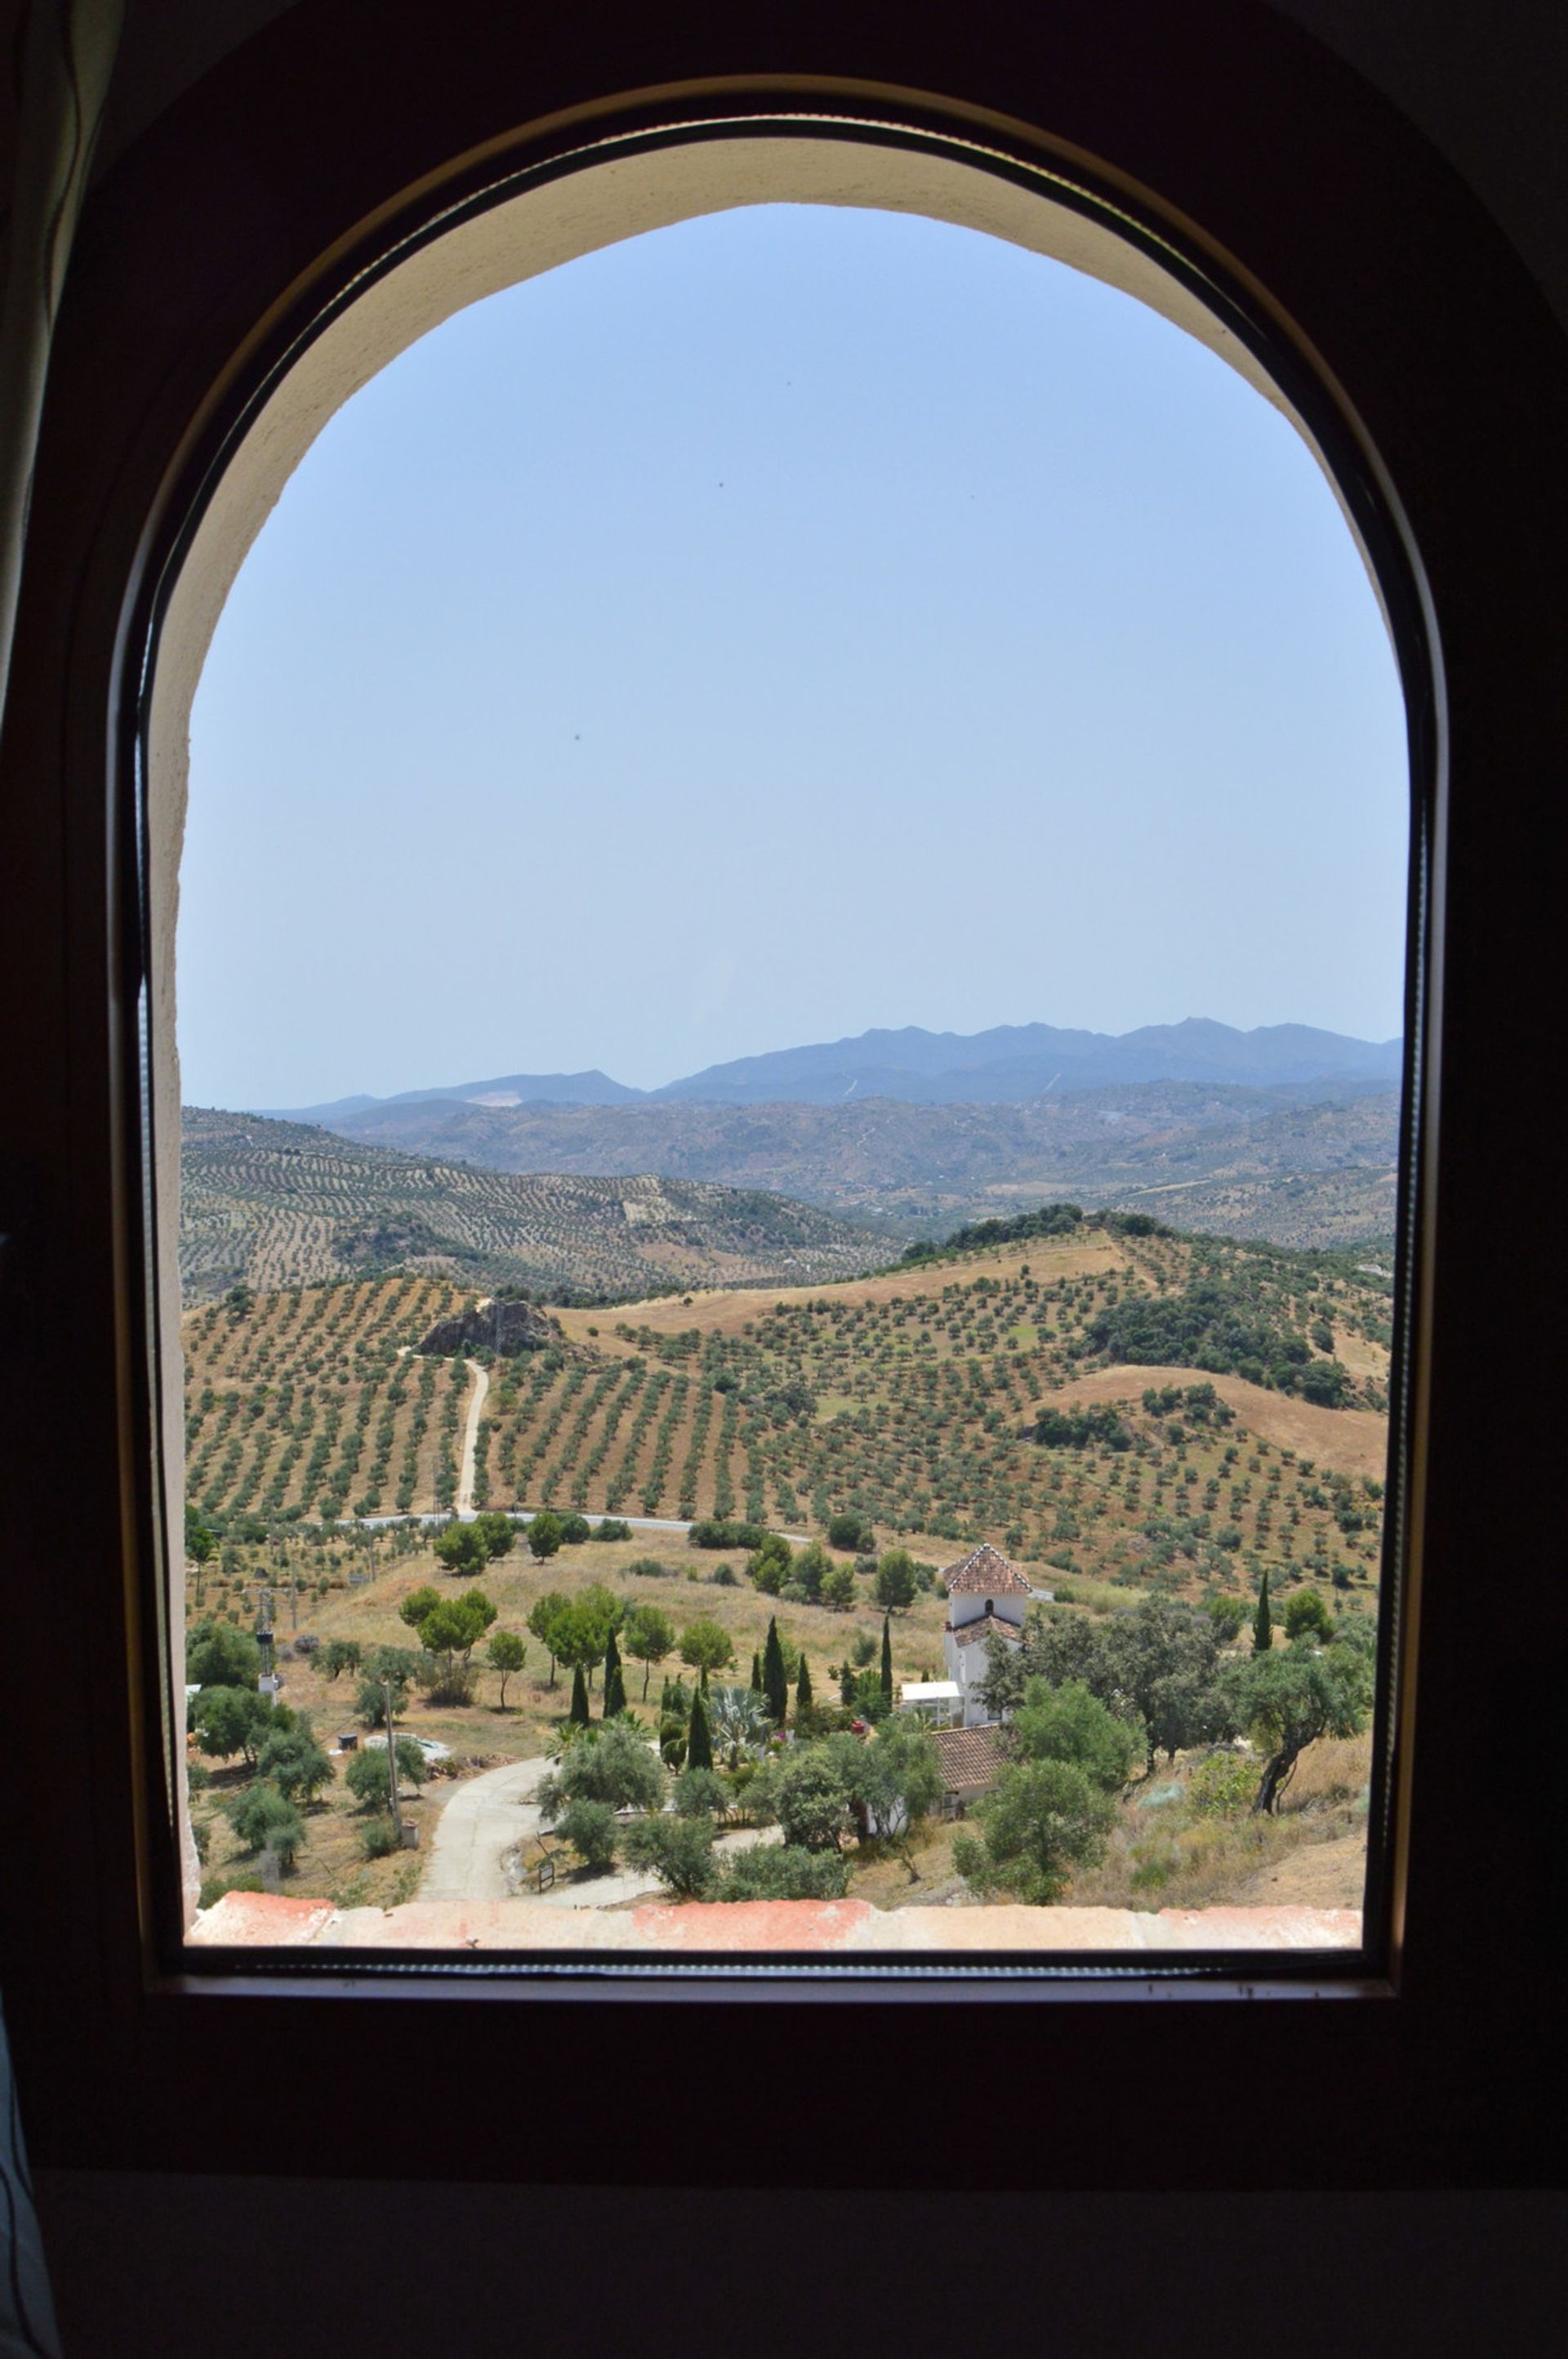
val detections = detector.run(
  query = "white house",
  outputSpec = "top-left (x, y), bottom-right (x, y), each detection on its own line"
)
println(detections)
top-left (940, 1541), bottom-right (1032, 1726)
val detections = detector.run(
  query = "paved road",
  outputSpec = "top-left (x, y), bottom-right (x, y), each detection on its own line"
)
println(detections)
top-left (359, 1505), bottom-right (807, 1541)
top-left (421, 1755), bottom-right (552, 1903)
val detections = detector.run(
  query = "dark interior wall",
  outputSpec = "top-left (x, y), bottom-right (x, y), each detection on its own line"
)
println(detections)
top-left (1266, 0), bottom-right (1568, 327)
top-left (29, 2180), bottom-right (1568, 2359)
top-left (76, 0), bottom-right (1568, 330)
top-left (7, 0), bottom-right (1567, 2347)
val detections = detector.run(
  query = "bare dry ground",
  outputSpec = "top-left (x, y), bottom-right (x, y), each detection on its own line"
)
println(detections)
top-left (1044, 1364), bottom-right (1388, 1478)
top-left (1230, 1833), bottom-right (1369, 1910)
top-left (550, 1234), bottom-right (1123, 1346)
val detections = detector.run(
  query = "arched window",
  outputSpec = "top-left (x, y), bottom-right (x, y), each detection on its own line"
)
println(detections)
top-left (8, 7), bottom-right (1561, 2191)
top-left (150, 123), bottom-right (1424, 1966)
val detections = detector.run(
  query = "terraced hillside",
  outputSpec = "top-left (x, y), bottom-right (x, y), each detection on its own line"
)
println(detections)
top-left (180, 1107), bottom-right (884, 1304)
top-left (186, 1227), bottom-right (1392, 1622)
top-left (518, 1227), bottom-right (1392, 1597)
top-left (184, 1276), bottom-right (470, 1523)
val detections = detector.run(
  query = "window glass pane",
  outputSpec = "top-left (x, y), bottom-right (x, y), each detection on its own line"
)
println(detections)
top-left (172, 197), bottom-right (1407, 1961)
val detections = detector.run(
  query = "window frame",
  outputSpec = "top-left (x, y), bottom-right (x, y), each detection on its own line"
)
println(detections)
top-left (137, 108), bottom-right (1432, 1994)
top-left (2, 0), bottom-right (1562, 2187)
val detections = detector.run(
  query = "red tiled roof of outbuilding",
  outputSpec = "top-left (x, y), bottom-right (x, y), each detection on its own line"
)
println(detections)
top-left (930, 1724), bottom-right (1008, 1794)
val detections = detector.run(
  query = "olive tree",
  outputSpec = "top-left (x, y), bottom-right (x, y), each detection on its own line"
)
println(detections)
top-left (1012, 1678), bottom-right (1143, 1794)
top-left (1224, 1626), bottom-right (1375, 1813)
top-left (254, 1716), bottom-right (334, 1804)
top-left (953, 1759), bottom-right (1115, 1904)
top-left (844, 1715), bottom-right (943, 1875)
top-left (185, 1619), bottom-right (261, 1689)
top-left (760, 1746), bottom-right (853, 1853)
top-left (189, 1683), bottom-right (274, 1766)
top-left (554, 1799), bottom-right (618, 1874)
top-left (537, 1719), bottom-right (666, 1817)
top-left (621, 1814), bottom-right (716, 1900)
top-left (225, 1782), bottom-right (305, 1866)
top-left (345, 1738), bottom-right (426, 1809)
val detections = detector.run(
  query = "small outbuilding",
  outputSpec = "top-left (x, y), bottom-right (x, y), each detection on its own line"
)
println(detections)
top-left (929, 1724), bottom-right (1009, 1815)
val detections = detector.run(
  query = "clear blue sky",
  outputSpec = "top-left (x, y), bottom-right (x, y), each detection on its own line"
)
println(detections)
top-left (181, 203), bottom-right (1408, 1108)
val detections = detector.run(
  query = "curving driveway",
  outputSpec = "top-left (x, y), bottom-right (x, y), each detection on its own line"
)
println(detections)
top-left (421, 1752), bottom-right (780, 1906)
top-left (421, 1755), bottom-right (551, 1902)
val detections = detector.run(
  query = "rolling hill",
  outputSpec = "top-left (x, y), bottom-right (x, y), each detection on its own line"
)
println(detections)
top-left (179, 1108), bottom-right (886, 1304)
top-left (304, 1081), bottom-right (1401, 1251)
top-left (183, 1216), bottom-right (1391, 1624)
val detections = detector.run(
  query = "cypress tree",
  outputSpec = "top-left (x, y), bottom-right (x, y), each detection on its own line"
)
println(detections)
top-left (880, 1612), bottom-right (894, 1704)
top-left (568, 1662), bottom-right (590, 1727)
top-left (1253, 1568), bottom-right (1274, 1654)
top-left (687, 1685), bottom-right (714, 1773)
top-left (762, 1616), bottom-right (788, 1724)
top-left (603, 1627), bottom-right (623, 1716)
top-left (840, 1659), bottom-right (856, 1708)
top-left (796, 1655), bottom-right (813, 1710)
top-left (750, 1649), bottom-right (764, 1692)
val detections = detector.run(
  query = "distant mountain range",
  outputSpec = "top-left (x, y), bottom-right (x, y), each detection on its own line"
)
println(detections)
top-left (246, 1080), bottom-right (1401, 1255)
top-left (261, 1069), bottom-right (641, 1125)
top-left (264, 1017), bottom-right (1402, 1123)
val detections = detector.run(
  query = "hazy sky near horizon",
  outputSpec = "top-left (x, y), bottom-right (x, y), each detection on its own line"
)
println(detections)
top-left (181, 203), bottom-right (1408, 1108)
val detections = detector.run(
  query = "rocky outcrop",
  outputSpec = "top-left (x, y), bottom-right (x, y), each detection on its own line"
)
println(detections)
top-left (416, 1297), bottom-right (559, 1356)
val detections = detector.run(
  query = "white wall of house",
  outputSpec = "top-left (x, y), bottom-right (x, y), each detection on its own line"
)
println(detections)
top-left (945, 1630), bottom-right (1018, 1726)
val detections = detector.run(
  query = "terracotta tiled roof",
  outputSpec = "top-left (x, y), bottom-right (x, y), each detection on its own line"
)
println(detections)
top-left (951, 1616), bottom-right (1023, 1648)
top-left (942, 1541), bottom-right (1033, 1597)
top-left (930, 1724), bottom-right (1008, 1793)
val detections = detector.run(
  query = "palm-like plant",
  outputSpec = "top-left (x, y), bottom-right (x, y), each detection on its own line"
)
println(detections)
top-left (703, 1683), bottom-right (776, 1770)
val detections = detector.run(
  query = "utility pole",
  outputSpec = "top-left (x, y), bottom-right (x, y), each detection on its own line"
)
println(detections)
top-left (277, 1532), bottom-right (296, 1631)
top-left (383, 1680), bottom-right (403, 1834)
top-left (256, 1584), bottom-right (278, 1697)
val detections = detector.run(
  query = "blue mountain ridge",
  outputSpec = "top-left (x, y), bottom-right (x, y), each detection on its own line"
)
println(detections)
top-left (258, 1019), bottom-right (1402, 1123)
